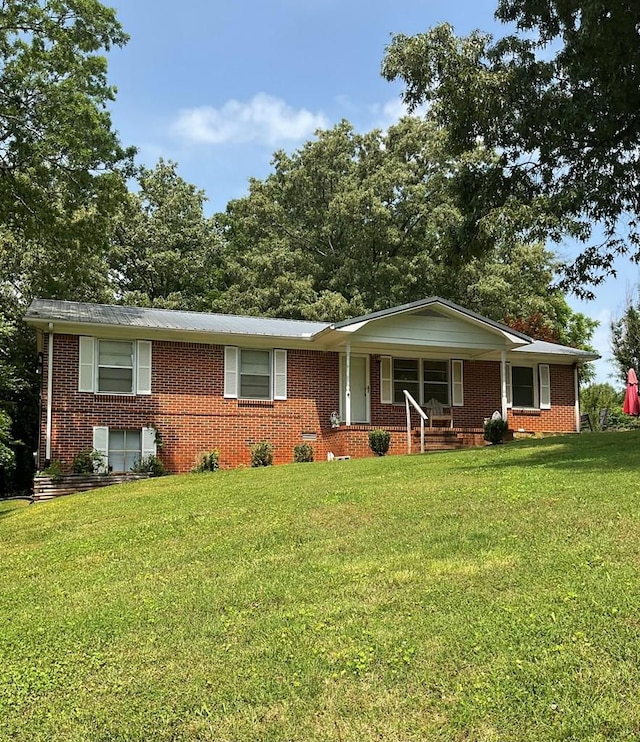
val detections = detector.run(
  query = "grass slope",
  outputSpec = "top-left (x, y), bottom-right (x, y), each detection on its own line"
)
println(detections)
top-left (1, 433), bottom-right (640, 741)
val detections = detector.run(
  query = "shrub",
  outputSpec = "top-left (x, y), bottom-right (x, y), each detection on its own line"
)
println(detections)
top-left (368, 429), bottom-right (391, 456)
top-left (293, 443), bottom-right (314, 463)
top-left (483, 417), bottom-right (508, 444)
top-left (132, 455), bottom-right (167, 477)
top-left (71, 448), bottom-right (104, 474)
top-left (250, 441), bottom-right (274, 467)
top-left (193, 449), bottom-right (220, 472)
top-left (38, 460), bottom-right (65, 480)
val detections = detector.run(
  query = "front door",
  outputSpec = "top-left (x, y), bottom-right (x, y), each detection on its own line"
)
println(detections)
top-left (340, 354), bottom-right (370, 423)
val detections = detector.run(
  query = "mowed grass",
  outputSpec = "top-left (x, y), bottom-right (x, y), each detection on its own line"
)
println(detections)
top-left (1, 433), bottom-right (640, 741)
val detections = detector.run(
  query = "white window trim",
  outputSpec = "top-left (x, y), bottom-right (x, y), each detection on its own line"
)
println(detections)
top-left (95, 339), bottom-right (135, 395)
top-left (224, 346), bottom-right (287, 401)
top-left (507, 363), bottom-right (542, 410)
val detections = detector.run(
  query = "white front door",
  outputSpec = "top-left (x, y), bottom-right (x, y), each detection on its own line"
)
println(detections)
top-left (340, 354), bottom-right (370, 423)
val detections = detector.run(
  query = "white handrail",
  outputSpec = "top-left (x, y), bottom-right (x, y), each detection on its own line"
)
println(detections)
top-left (403, 389), bottom-right (427, 454)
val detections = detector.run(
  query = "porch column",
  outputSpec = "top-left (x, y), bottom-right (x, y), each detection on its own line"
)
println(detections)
top-left (345, 341), bottom-right (352, 426)
top-left (500, 351), bottom-right (508, 421)
top-left (574, 364), bottom-right (581, 432)
top-left (45, 324), bottom-right (54, 462)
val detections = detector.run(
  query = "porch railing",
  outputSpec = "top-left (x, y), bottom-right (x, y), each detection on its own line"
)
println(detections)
top-left (403, 389), bottom-right (428, 454)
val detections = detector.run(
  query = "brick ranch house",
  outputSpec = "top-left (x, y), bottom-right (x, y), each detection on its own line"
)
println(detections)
top-left (25, 297), bottom-right (598, 472)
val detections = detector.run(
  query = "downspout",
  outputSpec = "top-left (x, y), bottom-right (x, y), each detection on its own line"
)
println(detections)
top-left (500, 351), bottom-right (508, 421)
top-left (345, 341), bottom-right (352, 426)
top-left (574, 363), bottom-right (581, 432)
top-left (45, 323), bottom-right (54, 463)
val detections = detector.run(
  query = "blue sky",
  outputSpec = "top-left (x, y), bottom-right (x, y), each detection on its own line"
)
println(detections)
top-left (104, 0), bottom-right (639, 387)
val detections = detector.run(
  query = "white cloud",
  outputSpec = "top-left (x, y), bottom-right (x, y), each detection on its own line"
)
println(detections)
top-left (170, 93), bottom-right (329, 147)
top-left (368, 98), bottom-right (429, 130)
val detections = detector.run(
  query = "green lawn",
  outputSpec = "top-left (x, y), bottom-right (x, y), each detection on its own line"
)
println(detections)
top-left (1, 433), bottom-right (640, 741)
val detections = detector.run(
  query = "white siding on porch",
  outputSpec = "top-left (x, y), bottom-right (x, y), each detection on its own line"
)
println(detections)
top-left (351, 313), bottom-right (513, 351)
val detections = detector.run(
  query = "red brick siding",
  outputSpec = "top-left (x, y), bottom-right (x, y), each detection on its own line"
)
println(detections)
top-left (39, 336), bottom-right (578, 472)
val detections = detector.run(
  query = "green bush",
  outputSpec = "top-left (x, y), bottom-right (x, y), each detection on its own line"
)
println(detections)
top-left (132, 455), bottom-right (167, 477)
top-left (368, 429), bottom-right (391, 456)
top-left (193, 450), bottom-right (220, 472)
top-left (71, 448), bottom-right (104, 474)
top-left (293, 443), bottom-right (314, 463)
top-left (483, 417), bottom-right (508, 444)
top-left (250, 441), bottom-right (274, 467)
top-left (38, 460), bottom-right (65, 480)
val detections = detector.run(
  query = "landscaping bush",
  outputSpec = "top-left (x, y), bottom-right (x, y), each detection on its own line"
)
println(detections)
top-left (71, 449), bottom-right (104, 474)
top-left (483, 417), bottom-right (508, 444)
top-left (368, 429), bottom-right (391, 456)
top-left (37, 459), bottom-right (65, 480)
top-left (193, 450), bottom-right (220, 472)
top-left (132, 455), bottom-right (167, 477)
top-left (293, 443), bottom-right (314, 463)
top-left (250, 441), bottom-right (274, 467)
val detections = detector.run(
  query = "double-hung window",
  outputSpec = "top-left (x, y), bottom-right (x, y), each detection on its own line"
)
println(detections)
top-left (239, 349), bottom-right (271, 399)
top-left (423, 360), bottom-right (449, 405)
top-left (507, 364), bottom-right (551, 410)
top-left (224, 347), bottom-right (287, 400)
top-left (97, 340), bottom-right (134, 393)
top-left (393, 359), bottom-right (419, 404)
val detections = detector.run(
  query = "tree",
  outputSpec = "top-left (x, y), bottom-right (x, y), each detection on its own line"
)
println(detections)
top-left (611, 294), bottom-right (640, 384)
top-left (108, 160), bottom-right (224, 310)
top-left (217, 118), bottom-right (596, 354)
top-left (0, 1), bottom-right (133, 242)
top-left (382, 2), bottom-right (640, 296)
top-left (0, 0), bottom-right (133, 490)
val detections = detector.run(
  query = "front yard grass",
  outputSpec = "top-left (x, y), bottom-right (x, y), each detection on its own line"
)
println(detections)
top-left (1, 432), bottom-right (639, 740)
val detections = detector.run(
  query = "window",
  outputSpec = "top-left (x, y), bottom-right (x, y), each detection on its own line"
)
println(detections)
top-left (98, 340), bottom-right (134, 393)
top-left (393, 359), bottom-right (420, 404)
top-left (382, 357), bottom-right (463, 407)
top-left (93, 426), bottom-right (157, 473)
top-left (507, 364), bottom-right (551, 410)
top-left (423, 360), bottom-right (449, 405)
top-left (240, 349), bottom-right (271, 399)
top-left (79, 337), bottom-right (152, 395)
top-left (108, 429), bottom-right (141, 472)
top-left (224, 347), bottom-right (287, 400)
top-left (511, 366), bottom-right (535, 408)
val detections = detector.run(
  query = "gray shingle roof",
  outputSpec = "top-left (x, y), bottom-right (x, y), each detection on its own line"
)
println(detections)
top-left (25, 299), bottom-right (329, 338)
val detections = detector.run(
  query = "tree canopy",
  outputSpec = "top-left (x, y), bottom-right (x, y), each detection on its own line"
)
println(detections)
top-left (382, 1), bottom-right (640, 296)
top-left (108, 160), bottom-right (224, 310)
top-left (610, 295), bottom-right (640, 384)
top-left (217, 117), bottom-right (596, 351)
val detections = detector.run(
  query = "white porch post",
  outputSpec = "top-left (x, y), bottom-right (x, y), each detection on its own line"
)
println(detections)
top-left (574, 364), bottom-right (581, 432)
top-left (345, 341), bottom-right (352, 426)
top-left (500, 351), bottom-right (508, 421)
top-left (45, 324), bottom-right (54, 462)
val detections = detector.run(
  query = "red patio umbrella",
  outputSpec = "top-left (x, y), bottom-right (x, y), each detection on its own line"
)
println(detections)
top-left (623, 368), bottom-right (640, 416)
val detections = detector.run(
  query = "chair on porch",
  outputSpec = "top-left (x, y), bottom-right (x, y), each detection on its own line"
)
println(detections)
top-left (425, 398), bottom-right (454, 429)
